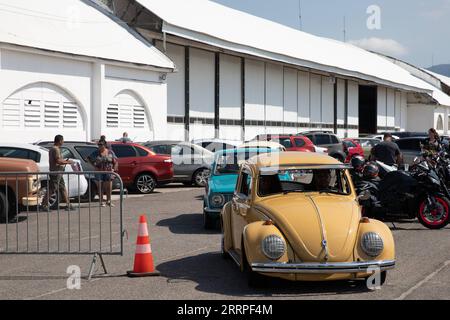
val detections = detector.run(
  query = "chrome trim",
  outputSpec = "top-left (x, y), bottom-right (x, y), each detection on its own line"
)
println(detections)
top-left (251, 260), bottom-right (395, 274)
top-left (204, 207), bottom-right (221, 213)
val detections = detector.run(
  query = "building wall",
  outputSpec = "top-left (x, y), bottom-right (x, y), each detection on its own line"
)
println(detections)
top-left (407, 104), bottom-right (434, 132)
top-left (0, 47), bottom-right (167, 143)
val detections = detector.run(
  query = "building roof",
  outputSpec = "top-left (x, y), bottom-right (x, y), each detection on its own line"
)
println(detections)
top-left (426, 70), bottom-right (450, 88)
top-left (137, 0), bottom-right (430, 93)
top-left (0, 0), bottom-right (174, 69)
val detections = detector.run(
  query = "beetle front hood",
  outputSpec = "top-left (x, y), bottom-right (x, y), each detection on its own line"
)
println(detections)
top-left (209, 174), bottom-right (238, 194)
top-left (255, 194), bottom-right (360, 262)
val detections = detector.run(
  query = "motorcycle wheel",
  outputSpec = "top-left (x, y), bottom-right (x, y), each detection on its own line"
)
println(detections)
top-left (417, 195), bottom-right (450, 229)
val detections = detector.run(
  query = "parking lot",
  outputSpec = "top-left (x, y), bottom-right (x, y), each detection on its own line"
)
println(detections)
top-left (0, 185), bottom-right (449, 300)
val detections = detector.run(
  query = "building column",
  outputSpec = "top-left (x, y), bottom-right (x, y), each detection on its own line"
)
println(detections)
top-left (241, 57), bottom-right (245, 142)
top-left (91, 62), bottom-right (105, 142)
top-left (214, 52), bottom-right (220, 138)
top-left (184, 46), bottom-right (190, 141)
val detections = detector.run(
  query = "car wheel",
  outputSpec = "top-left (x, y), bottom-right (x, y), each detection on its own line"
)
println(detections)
top-left (203, 210), bottom-right (215, 230)
top-left (135, 174), bottom-right (156, 194)
top-left (193, 168), bottom-right (209, 187)
top-left (38, 186), bottom-right (58, 209)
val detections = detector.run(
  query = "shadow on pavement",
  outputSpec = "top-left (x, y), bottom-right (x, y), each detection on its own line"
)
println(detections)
top-left (156, 213), bottom-right (220, 235)
top-left (157, 252), bottom-right (373, 298)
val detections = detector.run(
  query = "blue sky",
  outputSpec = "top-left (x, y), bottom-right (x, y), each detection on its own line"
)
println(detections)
top-left (213, 0), bottom-right (450, 67)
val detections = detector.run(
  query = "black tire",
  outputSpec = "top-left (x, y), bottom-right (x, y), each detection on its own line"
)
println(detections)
top-left (0, 191), bottom-right (9, 223)
top-left (243, 248), bottom-right (266, 288)
top-left (192, 168), bottom-right (209, 187)
top-left (203, 210), bottom-right (216, 230)
top-left (81, 181), bottom-right (97, 202)
top-left (417, 195), bottom-right (450, 229)
top-left (134, 173), bottom-right (156, 194)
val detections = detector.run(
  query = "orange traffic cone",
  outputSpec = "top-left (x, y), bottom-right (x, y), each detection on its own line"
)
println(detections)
top-left (127, 215), bottom-right (160, 277)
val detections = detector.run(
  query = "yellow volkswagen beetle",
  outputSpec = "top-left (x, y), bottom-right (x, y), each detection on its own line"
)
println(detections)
top-left (221, 152), bottom-right (395, 286)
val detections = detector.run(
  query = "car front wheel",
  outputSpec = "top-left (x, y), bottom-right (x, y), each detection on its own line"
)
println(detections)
top-left (135, 174), bottom-right (156, 194)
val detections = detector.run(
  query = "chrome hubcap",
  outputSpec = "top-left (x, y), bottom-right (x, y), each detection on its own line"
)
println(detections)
top-left (38, 187), bottom-right (57, 207)
top-left (195, 170), bottom-right (208, 186)
top-left (137, 175), bottom-right (155, 193)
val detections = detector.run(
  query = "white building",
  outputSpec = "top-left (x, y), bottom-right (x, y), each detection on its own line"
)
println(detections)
top-left (109, 0), bottom-right (434, 142)
top-left (0, 0), bottom-right (174, 144)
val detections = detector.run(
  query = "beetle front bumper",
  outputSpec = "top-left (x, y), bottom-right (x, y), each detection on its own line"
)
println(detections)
top-left (251, 260), bottom-right (395, 274)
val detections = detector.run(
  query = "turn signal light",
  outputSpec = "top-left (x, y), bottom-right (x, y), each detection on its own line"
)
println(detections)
top-left (263, 220), bottom-right (274, 225)
top-left (360, 217), bottom-right (370, 223)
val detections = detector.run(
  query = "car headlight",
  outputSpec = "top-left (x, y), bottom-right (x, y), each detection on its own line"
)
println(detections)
top-left (361, 232), bottom-right (384, 257)
top-left (261, 235), bottom-right (286, 260)
top-left (210, 194), bottom-right (225, 207)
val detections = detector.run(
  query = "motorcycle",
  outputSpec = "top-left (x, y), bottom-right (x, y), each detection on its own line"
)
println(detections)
top-left (356, 158), bottom-right (450, 229)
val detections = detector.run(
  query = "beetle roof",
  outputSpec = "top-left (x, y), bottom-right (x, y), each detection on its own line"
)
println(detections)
top-left (248, 152), bottom-right (343, 168)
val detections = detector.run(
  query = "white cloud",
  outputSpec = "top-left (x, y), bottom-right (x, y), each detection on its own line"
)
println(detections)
top-left (348, 37), bottom-right (408, 57)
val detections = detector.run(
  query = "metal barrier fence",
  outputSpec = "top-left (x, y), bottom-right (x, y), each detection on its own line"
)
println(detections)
top-left (0, 171), bottom-right (125, 279)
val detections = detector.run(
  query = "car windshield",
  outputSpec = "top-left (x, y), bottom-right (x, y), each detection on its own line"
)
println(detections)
top-left (214, 151), bottom-right (271, 175)
top-left (258, 168), bottom-right (351, 197)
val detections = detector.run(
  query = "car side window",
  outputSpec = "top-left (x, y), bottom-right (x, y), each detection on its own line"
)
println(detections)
top-left (0, 147), bottom-right (40, 162)
top-left (238, 171), bottom-right (252, 198)
top-left (135, 146), bottom-right (149, 157)
top-left (279, 138), bottom-right (292, 149)
top-left (314, 134), bottom-right (331, 145)
top-left (111, 145), bottom-right (137, 158)
top-left (148, 145), bottom-right (167, 155)
top-left (60, 147), bottom-right (75, 159)
top-left (294, 138), bottom-right (305, 147)
top-left (74, 146), bottom-right (98, 161)
top-left (330, 135), bottom-right (340, 144)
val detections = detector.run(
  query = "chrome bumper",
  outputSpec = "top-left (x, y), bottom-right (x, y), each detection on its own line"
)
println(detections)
top-left (251, 260), bottom-right (395, 274)
top-left (204, 207), bottom-right (221, 214)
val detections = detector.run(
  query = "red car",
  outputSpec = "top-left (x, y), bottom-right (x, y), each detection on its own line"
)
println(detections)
top-left (253, 134), bottom-right (316, 152)
top-left (342, 138), bottom-right (364, 163)
top-left (108, 142), bottom-right (173, 194)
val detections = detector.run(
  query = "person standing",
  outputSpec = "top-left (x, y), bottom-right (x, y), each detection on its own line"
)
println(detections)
top-left (370, 133), bottom-right (403, 166)
top-left (43, 135), bottom-right (75, 211)
top-left (117, 132), bottom-right (132, 143)
top-left (89, 141), bottom-right (118, 207)
top-left (421, 128), bottom-right (442, 155)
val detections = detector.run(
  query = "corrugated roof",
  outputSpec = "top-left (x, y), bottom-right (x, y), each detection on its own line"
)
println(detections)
top-left (426, 70), bottom-right (450, 88)
top-left (137, 0), bottom-right (430, 93)
top-left (0, 0), bottom-right (174, 69)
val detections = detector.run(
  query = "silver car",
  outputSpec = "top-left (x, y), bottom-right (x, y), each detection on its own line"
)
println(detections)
top-left (142, 141), bottom-right (214, 187)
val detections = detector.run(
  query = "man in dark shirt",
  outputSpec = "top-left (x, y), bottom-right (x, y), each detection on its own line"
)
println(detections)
top-left (370, 133), bottom-right (403, 166)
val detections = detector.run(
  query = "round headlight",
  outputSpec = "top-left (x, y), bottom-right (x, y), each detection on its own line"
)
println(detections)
top-left (361, 232), bottom-right (384, 257)
top-left (211, 194), bottom-right (225, 207)
top-left (261, 235), bottom-right (286, 260)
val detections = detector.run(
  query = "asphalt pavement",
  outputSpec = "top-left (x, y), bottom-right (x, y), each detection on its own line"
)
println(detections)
top-left (0, 185), bottom-right (449, 300)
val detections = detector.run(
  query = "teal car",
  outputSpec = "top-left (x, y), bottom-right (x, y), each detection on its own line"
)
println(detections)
top-left (203, 147), bottom-right (281, 229)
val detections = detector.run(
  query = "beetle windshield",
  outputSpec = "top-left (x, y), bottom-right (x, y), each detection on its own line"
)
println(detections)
top-left (258, 168), bottom-right (351, 196)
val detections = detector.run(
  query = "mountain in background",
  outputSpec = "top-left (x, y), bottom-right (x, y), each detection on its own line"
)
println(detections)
top-left (427, 64), bottom-right (450, 77)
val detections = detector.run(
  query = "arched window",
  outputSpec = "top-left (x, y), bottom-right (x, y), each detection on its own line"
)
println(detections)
top-left (107, 91), bottom-right (150, 130)
top-left (1, 82), bottom-right (84, 130)
top-left (436, 115), bottom-right (444, 131)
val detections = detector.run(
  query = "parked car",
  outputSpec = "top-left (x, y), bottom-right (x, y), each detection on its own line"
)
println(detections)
top-left (300, 131), bottom-right (346, 162)
top-left (221, 152), bottom-right (395, 286)
top-left (252, 134), bottom-right (317, 152)
top-left (342, 138), bottom-right (364, 163)
top-left (239, 141), bottom-right (286, 151)
top-left (191, 139), bottom-right (240, 153)
top-left (108, 142), bottom-right (173, 194)
top-left (394, 137), bottom-right (427, 165)
top-left (351, 138), bottom-right (380, 159)
top-left (368, 134), bottom-right (400, 141)
top-left (0, 143), bottom-right (88, 208)
top-left (38, 141), bottom-right (117, 200)
top-left (142, 141), bottom-right (213, 187)
top-left (204, 147), bottom-right (279, 229)
top-left (0, 158), bottom-right (40, 221)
